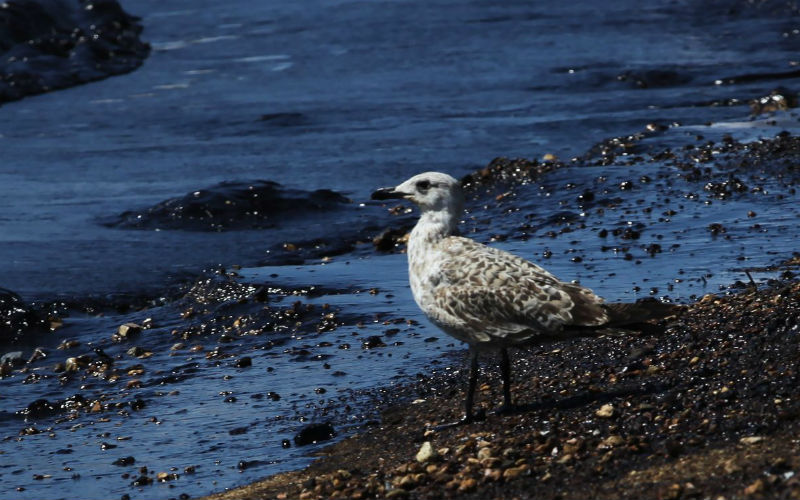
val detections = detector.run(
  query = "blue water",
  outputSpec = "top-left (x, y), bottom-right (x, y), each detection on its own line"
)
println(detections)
top-left (1, 0), bottom-right (799, 498)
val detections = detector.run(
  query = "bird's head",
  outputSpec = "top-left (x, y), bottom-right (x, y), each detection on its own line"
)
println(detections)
top-left (371, 172), bottom-right (463, 214)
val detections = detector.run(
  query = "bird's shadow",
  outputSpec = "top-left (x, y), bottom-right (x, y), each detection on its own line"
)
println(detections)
top-left (497, 379), bottom-right (674, 417)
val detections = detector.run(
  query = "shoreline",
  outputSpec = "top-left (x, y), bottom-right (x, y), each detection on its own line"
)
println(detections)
top-left (202, 257), bottom-right (800, 500)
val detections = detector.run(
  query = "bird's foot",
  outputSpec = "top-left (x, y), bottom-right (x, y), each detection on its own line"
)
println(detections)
top-left (429, 409), bottom-right (485, 431)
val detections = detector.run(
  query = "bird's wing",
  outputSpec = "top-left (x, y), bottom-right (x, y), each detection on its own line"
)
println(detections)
top-left (430, 237), bottom-right (608, 342)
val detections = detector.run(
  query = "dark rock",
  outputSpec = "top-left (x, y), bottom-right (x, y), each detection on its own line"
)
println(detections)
top-left (749, 88), bottom-right (798, 115)
top-left (17, 398), bottom-right (58, 419)
top-left (1, 351), bottom-right (25, 367)
top-left (112, 456), bottom-right (136, 466)
top-left (234, 356), bottom-right (252, 368)
top-left (616, 69), bottom-right (691, 89)
top-left (0, 0), bottom-right (150, 105)
top-left (361, 336), bottom-right (386, 349)
top-left (130, 474), bottom-right (152, 486)
top-left (293, 422), bottom-right (336, 446)
top-left (0, 288), bottom-right (48, 344)
top-left (237, 459), bottom-right (262, 470)
top-left (104, 180), bottom-right (351, 231)
top-left (373, 227), bottom-right (410, 252)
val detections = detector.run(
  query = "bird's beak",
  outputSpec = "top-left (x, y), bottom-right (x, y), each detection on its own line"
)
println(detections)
top-left (371, 187), bottom-right (409, 200)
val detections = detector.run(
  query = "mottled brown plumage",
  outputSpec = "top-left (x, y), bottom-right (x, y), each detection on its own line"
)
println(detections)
top-left (372, 172), bottom-right (675, 426)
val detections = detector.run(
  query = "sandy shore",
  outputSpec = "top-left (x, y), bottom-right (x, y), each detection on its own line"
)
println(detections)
top-left (202, 256), bottom-right (800, 500)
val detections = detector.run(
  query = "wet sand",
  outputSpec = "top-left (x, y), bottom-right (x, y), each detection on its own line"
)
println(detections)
top-left (203, 262), bottom-right (800, 500)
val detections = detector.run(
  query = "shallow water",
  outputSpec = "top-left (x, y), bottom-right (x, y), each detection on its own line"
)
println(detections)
top-left (1, 0), bottom-right (799, 498)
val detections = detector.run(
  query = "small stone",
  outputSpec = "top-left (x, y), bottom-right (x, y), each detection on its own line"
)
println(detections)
top-left (596, 403), bottom-right (615, 418)
top-left (27, 348), bottom-right (47, 363)
top-left (385, 489), bottom-right (409, 499)
top-left (743, 479), bottom-right (764, 495)
top-left (457, 478), bottom-right (477, 492)
top-left (126, 346), bottom-right (145, 357)
top-left (739, 436), bottom-right (764, 445)
top-left (476, 446), bottom-right (493, 460)
top-left (503, 465), bottom-right (529, 480)
top-left (484, 468), bottom-right (503, 482)
top-left (598, 435), bottom-right (624, 449)
top-left (1, 351), bottom-right (24, 367)
top-left (416, 441), bottom-right (437, 463)
top-left (65, 357), bottom-right (81, 372)
top-left (117, 323), bottom-right (142, 339)
top-left (662, 483), bottom-right (683, 500)
top-left (234, 357), bottom-right (252, 368)
top-left (294, 422), bottom-right (335, 446)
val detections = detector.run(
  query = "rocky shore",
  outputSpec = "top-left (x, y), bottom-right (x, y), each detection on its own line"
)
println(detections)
top-left (203, 261), bottom-right (800, 500)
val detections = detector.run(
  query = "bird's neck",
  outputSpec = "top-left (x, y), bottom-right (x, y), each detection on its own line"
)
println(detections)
top-left (409, 208), bottom-right (458, 253)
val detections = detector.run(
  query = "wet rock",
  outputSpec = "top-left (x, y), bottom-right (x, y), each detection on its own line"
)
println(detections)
top-left (27, 347), bottom-right (47, 363)
top-left (126, 346), bottom-right (145, 357)
top-left (361, 336), bottom-right (386, 349)
top-left (105, 180), bottom-right (351, 231)
top-left (749, 87), bottom-right (798, 115)
top-left (294, 422), bottom-right (336, 446)
top-left (130, 474), bottom-right (153, 487)
top-left (373, 228), bottom-right (410, 252)
top-left (616, 69), bottom-right (690, 89)
top-left (237, 460), bottom-right (261, 470)
top-left (461, 157), bottom-right (558, 190)
top-left (1, 351), bottom-right (25, 367)
top-left (0, 0), bottom-right (150, 105)
top-left (0, 288), bottom-right (48, 344)
top-left (115, 323), bottom-right (142, 340)
top-left (17, 398), bottom-right (58, 419)
top-left (234, 356), bottom-right (252, 368)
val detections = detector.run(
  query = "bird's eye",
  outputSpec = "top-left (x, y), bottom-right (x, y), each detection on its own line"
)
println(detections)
top-left (416, 180), bottom-right (432, 192)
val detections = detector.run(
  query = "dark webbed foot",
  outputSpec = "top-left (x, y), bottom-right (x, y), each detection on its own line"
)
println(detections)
top-left (429, 408), bottom-right (485, 431)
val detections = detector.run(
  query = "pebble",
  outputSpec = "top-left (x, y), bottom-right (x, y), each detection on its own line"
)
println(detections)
top-left (598, 435), bottom-right (624, 449)
top-left (415, 441), bottom-right (437, 463)
top-left (502, 465), bottom-right (529, 479)
top-left (116, 323), bottom-right (142, 339)
top-left (596, 403), bottom-right (615, 418)
top-left (743, 478), bottom-right (764, 495)
top-left (739, 436), bottom-right (764, 445)
top-left (1, 351), bottom-right (24, 367)
top-left (457, 478), bottom-right (477, 492)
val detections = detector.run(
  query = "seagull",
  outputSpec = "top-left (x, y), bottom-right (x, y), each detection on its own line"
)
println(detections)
top-left (372, 171), bottom-right (676, 427)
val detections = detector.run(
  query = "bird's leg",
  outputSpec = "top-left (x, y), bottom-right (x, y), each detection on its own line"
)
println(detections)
top-left (432, 347), bottom-right (480, 430)
top-left (495, 347), bottom-right (515, 415)
top-left (462, 347), bottom-right (479, 423)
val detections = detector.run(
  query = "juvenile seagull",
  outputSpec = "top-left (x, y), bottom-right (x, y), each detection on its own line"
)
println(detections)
top-left (372, 172), bottom-right (674, 426)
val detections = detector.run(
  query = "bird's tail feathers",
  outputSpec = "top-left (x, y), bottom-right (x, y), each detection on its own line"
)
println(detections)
top-left (602, 298), bottom-right (681, 326)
